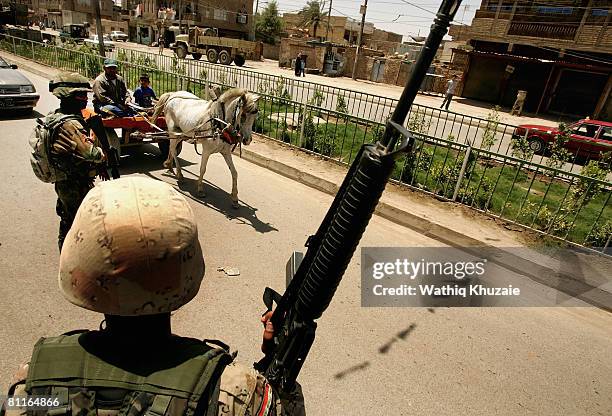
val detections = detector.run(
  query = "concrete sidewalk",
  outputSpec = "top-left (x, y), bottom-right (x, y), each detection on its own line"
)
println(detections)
top-left (4, 50), bottom-right (610, 311)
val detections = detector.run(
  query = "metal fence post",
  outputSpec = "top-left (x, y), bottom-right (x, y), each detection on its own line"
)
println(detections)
top-left (452, 145), bottom-right (472, 201)
top-left (31, 41), bottom-right (35, 59)
top-left (298, 102), bottom-right (308, 148)
top-left (12, 36), bottom-right (15, 54)
top-left (54, 45), bottom-right (59, 67)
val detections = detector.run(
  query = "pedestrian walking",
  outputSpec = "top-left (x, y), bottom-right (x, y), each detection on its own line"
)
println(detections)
top-left (3, 177), bottom-right (305, 416)
top-left (300, 55), bottom-right (306, 77)
top-left (158, 33), bottom-right (165, 55)
top-left (294, 53), bottom-right (302, 77)
top-left (510, 90), bottom-right (527, 116)
top-left (440, 75), bottom-right (459, 110)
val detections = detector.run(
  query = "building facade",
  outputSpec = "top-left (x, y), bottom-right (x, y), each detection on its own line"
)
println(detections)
top-left (32, 0), bottom-right (114, 28)
top-left (450, 0), bottom-right (612, 120)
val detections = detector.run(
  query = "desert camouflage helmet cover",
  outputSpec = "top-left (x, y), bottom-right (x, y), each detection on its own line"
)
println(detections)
top-left (49, 72), bottom-right (92, 99)
top-left (59, 177), bottom-right (205, 315)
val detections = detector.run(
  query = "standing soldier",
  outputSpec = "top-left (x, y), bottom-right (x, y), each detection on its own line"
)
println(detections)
top-left (2, 177), bottom-right (304, 416)
top-left (38, 73), bottom-right (106, 251)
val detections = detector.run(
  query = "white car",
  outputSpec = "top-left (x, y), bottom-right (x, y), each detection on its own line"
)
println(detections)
top-left (110, 31), bottom-right (128, 42)
top-left (84, 35), bottom-right (115, 51)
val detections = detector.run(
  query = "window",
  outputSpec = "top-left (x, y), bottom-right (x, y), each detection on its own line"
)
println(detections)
top-left (600, 127), bottom-right (612, 142)
top-left (573, 124), bottom-right (600, 138)
top-left (214, 9), bottom-right (227, 21)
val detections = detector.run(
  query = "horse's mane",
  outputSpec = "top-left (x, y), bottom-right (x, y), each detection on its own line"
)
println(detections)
top-left (218, 88), bottom-right (258, 112)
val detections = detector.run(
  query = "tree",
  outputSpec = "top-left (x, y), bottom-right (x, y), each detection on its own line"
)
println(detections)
top-left (298, 1), bottom-right (329, 40)
top-left (255, 0), bottom-right (283, 45)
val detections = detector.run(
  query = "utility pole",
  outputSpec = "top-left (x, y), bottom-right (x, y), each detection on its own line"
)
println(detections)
top-left (250, 0), bottom-right (259, 41)
top-left (93, 0), bottom-right (105, 57)
top-left (351, 0), bottom-right (367, 80)
top-left (178, 0), bottom-right (183, 33)
top-left (325, 0), bottom-right (332, 41)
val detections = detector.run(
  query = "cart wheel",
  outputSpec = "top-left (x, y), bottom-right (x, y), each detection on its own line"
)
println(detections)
top-left (219, 50), bottom-right (232, 65)
top-left (234, 54), bottom-right (245, 67)
top-left (206, 48), bottom-right (218, 63)
top-left (192, 53), bottom-right (202, 60)
top-left (176, 44), bottom-right (188, 59)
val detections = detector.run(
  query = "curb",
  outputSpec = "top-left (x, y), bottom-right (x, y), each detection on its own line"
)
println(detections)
top-left (8, 52), bottom-right (611, 312)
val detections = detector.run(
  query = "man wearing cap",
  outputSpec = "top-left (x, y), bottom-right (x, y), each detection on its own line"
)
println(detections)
top-left (46, 72), bottom-right (107, 251)
top-left (93, 58), bottom-right (133, 117)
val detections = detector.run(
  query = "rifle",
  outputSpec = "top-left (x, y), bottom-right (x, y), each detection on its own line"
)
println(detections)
top-left (254, 0), bottom-right (462, 392)
top-left (87, 113), bottom-right (120, 179)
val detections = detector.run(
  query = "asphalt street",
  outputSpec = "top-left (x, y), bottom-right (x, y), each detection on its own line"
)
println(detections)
top-left (0, 68), bottom-right (611, 415)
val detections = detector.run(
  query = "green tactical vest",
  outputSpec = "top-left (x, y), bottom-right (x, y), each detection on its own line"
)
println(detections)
top-left (19, 331), bottom-right (233, 416)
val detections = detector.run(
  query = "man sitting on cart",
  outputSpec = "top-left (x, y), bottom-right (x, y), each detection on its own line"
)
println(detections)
top-left (93, 58), bottom-right (135, 118)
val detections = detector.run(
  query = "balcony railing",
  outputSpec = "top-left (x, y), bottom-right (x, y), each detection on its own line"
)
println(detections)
top-left (508, 22), bottom-right (577, 40)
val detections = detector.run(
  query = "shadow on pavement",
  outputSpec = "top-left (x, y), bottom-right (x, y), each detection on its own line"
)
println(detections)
top-left (117, 144), bottom-right (196, 175)
top-left (333, 323), bottom-right (418, 380)
top-left (174, 175), bottom-right (278, 234)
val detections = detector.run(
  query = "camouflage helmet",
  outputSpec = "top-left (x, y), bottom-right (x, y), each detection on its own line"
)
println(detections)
top-left (49, 72), bottom-right (92, 99)
top-left (59, 177), bottom-right (205, 316)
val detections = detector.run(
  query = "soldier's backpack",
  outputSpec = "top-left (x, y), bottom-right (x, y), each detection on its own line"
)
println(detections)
top-left (28, 114), bottom-right (81, 183)
top-left (8, 332), bottom-right (234, 416)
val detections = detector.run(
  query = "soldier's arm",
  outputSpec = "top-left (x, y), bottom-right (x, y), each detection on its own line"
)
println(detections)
top-left (218, 362), bottom-right (305, 416)
top-left (54, 120), bottom-right (105, 163)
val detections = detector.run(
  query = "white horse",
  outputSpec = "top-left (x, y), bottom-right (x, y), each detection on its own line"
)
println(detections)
top-left (151, 88), bottom-right (260, 208)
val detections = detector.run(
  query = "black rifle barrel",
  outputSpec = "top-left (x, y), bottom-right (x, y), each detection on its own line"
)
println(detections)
top-left (382, 0), bottom-right (462, 148)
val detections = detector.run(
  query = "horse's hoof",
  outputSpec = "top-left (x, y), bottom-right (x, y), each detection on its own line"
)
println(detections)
top-left (231, 201), bottom-right (239, 209)
top-left (163, 161), bottom-right (171, 169)
top-left (177, 176), bottom-right (184, 183)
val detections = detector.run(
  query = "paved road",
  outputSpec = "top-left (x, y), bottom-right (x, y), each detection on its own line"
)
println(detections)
top-left (1, 69), bottom-right (611, 415)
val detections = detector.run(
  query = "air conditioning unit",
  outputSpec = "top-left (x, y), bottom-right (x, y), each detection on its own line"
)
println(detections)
top-left (236, 14), bottom-right (247, 24)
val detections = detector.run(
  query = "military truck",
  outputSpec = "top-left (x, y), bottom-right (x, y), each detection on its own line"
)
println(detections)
top-left (171, 27), bottom-right (261, 66)
top-left (59, 23), bottom-right (89, 44)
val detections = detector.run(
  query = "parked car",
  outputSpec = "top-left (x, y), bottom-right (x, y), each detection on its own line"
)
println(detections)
top-left (512, 119), bottom-right (612, 162)
top-left (0, 57), bottom-right (39, 113)
top-left (110, 30), bottom-right (128, 42)
top-left (84, 35), bottom-right (115, 51)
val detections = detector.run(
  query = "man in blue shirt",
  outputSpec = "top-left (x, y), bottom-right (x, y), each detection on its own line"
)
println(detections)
top-left (133, 73), bottom-right (157, 108)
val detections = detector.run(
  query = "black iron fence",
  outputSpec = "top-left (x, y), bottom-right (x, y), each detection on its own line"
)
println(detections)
top-left (1, 35), bottom-right (610, 252)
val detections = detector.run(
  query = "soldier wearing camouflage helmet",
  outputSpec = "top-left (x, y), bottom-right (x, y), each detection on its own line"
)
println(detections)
top-left (3, 177), bottom-right (305, 416)
top-left (47, 72), bottom-right (106, 251)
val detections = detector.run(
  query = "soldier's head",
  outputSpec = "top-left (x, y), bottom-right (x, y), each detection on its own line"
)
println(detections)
top-left (58, 177), bottom-right (205, 321)
top-left (49, 72), bottom-right (91, 113)
top-left (103, 59), bottom-right (118, 79)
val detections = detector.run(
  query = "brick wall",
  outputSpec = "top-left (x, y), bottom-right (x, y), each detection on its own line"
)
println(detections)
top-left (342, 47), bottom-right (384, 79)
top-left (279, 38), bottom-right (325, 70)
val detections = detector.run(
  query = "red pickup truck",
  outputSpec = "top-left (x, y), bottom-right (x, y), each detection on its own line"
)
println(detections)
top-left (512, 119), bottom-right (612, 162)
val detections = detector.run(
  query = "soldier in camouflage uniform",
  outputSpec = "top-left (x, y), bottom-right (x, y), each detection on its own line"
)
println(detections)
top-left (3, 177), bottom-right (305, 416)
top-left (47, 73), bottom-right (106, 251)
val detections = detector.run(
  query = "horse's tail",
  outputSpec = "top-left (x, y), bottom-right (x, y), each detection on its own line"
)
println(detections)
top-left (151, 92), bottom-right (173, 123)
